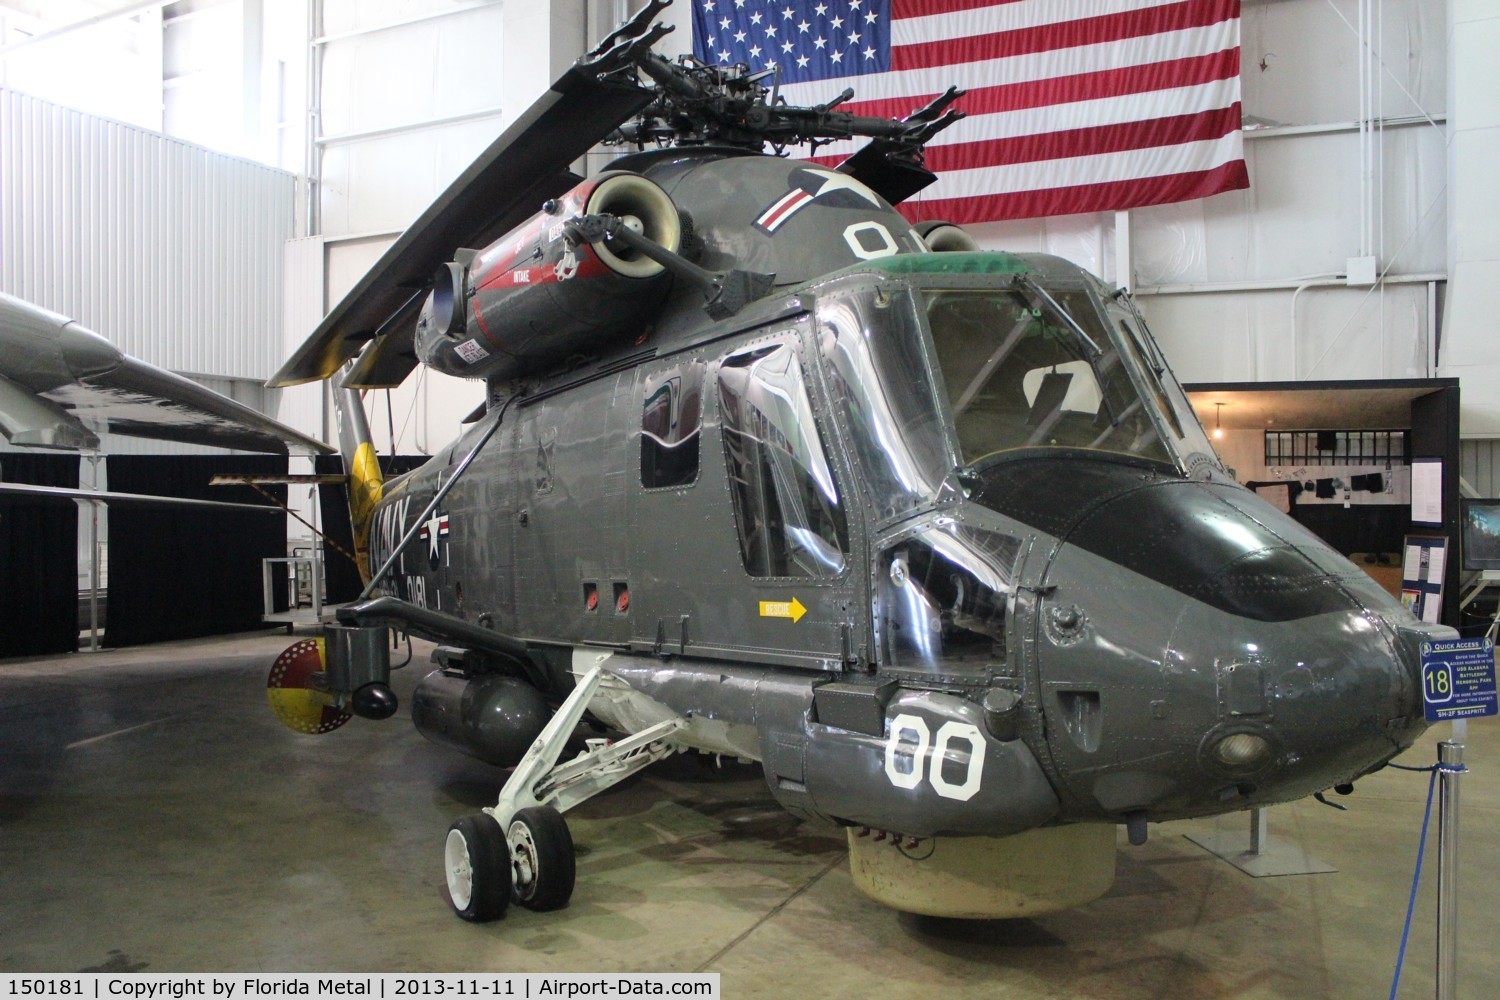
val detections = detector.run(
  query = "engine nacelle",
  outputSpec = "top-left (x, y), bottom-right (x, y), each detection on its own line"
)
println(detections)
top-left (914, 220), bottom-right (980, 253)
top-left (410, 669), bottom-right (552, 767)
top-left (415, 171), bottom-right (682, 382)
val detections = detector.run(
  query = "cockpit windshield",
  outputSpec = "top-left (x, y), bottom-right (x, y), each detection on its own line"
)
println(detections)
top-left (812, 267), bottom-right (1220, 524)
top-left (922, 283), bottom-right (1175, 468)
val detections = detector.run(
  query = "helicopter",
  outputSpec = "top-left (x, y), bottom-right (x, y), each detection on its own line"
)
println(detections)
top-left (265, 0), bottom-right (1454, 922)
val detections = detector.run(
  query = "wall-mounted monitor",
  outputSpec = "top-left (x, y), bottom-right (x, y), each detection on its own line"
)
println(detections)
top-left (1460, 498), bottom-right (1500, 571)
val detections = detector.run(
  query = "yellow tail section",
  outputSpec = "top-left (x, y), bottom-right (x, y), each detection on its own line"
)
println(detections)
top-left (348, 440), bottom-right (384, 584)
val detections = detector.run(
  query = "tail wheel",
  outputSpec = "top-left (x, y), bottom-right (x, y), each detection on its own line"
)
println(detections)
top-left (507, 805), bottom-right (575, 911)
top-left (445, 814), bottom-right (511, 922)
top-left (266, 638), bottom-right (351, 734)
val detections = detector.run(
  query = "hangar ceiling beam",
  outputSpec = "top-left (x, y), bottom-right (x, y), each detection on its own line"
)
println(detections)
top-left (0, 0), bottom-right (165, 56)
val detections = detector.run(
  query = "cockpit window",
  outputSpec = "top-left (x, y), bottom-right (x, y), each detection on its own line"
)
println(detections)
top-left (879, 524), bottom-right (1022, 677)
top-left (718, 341), bottom-right (849, 578)
top-left (1106, 289), bottom-right (1223, 473)
top-left (817, 291), bottom-right (955, 523)
top-left (923, 288), bottom-right (1173, 467)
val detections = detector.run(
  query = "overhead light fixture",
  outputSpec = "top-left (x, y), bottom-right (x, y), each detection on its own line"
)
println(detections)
top-left (1213, 402), bottom-right (1225, 440)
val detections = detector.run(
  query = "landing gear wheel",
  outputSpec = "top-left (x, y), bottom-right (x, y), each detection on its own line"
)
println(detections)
top-left (507, 805), bottom-right (575, 911)
top-left (445, 814), bottom-right (511, 922)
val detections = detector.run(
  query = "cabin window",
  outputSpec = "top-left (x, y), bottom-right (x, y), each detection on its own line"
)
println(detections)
top-left (717, 341), bottom-right (849, 578)
top-left (640, 362), bottom-right (704, 489)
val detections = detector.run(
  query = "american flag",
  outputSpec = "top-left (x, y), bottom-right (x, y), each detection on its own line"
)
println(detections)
top-left (690, 0), bottom-right (1249, 224)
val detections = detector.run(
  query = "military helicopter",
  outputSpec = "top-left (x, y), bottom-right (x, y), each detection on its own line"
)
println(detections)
top-left (266, 0), bottom-right (1453, 922)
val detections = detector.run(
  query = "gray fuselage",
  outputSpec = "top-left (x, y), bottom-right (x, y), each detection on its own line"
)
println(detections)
top-left (363, 154), bottom-right (1446, 840)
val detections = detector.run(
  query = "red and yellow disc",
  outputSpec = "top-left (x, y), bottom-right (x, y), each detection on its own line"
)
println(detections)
top-left (267, 638), bottom-right (352, 735)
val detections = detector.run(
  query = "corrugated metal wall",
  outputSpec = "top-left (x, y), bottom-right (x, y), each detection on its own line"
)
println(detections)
top-left (1462, 439), bottom-right (1500, 498)
top-left (0, 87), bottom-right (295, 380)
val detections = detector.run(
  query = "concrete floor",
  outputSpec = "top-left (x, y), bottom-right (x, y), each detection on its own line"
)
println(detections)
top-left (1, 630), bottom-right (1496, 998)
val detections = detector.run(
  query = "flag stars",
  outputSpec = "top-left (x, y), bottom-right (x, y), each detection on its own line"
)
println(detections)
top-left (697, 0), bottom-right (885, 80)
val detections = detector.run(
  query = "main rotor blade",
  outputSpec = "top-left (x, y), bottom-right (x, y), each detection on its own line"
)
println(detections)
top-left (270, 67), bottom-right (654, 388)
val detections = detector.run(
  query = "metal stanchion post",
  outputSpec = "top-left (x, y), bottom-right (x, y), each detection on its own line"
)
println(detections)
top-left (1436, 739), bottom-right (1463, 1000)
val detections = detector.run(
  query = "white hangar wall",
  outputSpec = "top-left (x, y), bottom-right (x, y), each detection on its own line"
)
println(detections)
top-left (0, 88), bottom-right (296, 385)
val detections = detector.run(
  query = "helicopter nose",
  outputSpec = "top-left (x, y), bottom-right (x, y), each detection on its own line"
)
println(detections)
top-left (1005, 462), bottom-right (1438, 820)
top-left (1155, 570), bottom-right (1425, 807)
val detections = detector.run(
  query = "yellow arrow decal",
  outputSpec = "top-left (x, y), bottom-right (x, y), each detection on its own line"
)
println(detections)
top-left (759, 597), bottom-right (807, 623)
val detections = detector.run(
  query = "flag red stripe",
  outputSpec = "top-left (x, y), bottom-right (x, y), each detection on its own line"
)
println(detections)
top-left (892, 0), bottom-right (1028, 16)
top-left (892, 0), bottom-right (1239, 72)
top-left (925, 104), bottom-right (1242, 172)
top-left (835, 47), bottom-right (1239, 122)
top-left (896, 161), bottom-right (1250, 224)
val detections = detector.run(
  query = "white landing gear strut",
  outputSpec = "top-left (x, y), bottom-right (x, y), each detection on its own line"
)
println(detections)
top-left (443, 665), bottom-right (686, 921)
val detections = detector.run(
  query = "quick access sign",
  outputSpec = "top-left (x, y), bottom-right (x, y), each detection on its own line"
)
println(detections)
top-left (1419, 637), bottom-right (1498, 722)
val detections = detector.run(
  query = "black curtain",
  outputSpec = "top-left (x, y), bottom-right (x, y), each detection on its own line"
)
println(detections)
top-left (1288, 504), bottom-right (1410, 557)
top-left (104, 455), bottom-right (287, 647)
top-left (315, 453), bottom-right (430, 603)
top-left (0, 454), bottom-right (81, 657)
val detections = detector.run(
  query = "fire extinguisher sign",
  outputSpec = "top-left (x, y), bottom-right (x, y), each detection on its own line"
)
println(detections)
top-left (1419, 637), bottom-right (1498, 723)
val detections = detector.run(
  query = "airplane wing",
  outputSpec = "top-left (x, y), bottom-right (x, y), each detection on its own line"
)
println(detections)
top-left (268, 49), bottom-right (658, 389)
top-left (0, 292), bottom-right (333, 455)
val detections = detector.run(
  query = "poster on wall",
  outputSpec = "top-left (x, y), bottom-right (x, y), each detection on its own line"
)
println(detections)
top-left (1401, 534), bottom-right (1448, 624)
top-left (1411, 458), bottom-right (1443, 527)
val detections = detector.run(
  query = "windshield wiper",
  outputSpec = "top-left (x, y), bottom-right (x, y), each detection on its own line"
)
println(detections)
top-left (1115, 287), bottom-right (1168, 377)
top-left (1016, 274), bottom-right (1103, 357)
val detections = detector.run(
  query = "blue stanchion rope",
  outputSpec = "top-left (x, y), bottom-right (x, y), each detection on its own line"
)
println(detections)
top-left (1385, 759), bottom-right (1468, 1000)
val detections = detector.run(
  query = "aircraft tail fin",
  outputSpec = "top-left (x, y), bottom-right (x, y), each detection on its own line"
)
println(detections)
top-left (331, 370), bottom-right (384, 584)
